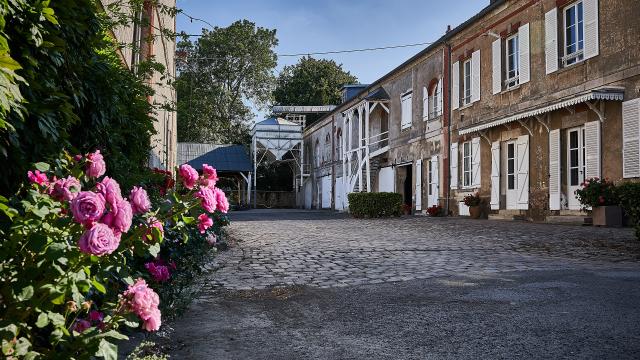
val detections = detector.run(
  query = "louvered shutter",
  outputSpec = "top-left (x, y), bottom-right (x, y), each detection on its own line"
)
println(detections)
top-left (623, 99), bottom-right (640, 178)
top-left (583, 0), bottom-right (599, 60)
top-left (471, 137), bottom-right (481, 187)
top-left (516, 135), bottom-right (529, 210)
top-left (437, 79), bottom-right (443, 116)
top-left (545, 8), bottom-right (559, 74)
top-left (450, 143), bottom-right (459, 189)
top-left (452, 62), bottom-right (460, 110)
top-left (549, 129), bottom-right (561, 210)
top-left (471, 50), bottom-right (481, 103)
top-left (492, 38), bottom-right (502, 95)
top-left (422, 87), bottom-right (428, 119)
top-left (490, 141), bottom-right (500, 210)
top-left (519, 23), bottom-right (530, 84)
top-left (432, 155), bottom-right (439, 205)
top-left (401, 93), bottom-right (412, 129)
top-left (584, 121), bottom-right (601, 179)
top-left (415, 159), bottom-right (422, 211)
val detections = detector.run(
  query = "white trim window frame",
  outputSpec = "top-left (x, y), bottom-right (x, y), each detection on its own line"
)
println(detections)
top-left (401, 91), bottom-right (413, 130)
top-left (505, 33), bottom-right (520, 89)
top-left (462, 60), bottom-right (472, 106)
top-left (563, 0), bottom-right (585, 67)
top-left (462, 141), bottom-right (472, 188)
top-left (428, 80), bottom-right (442, 120)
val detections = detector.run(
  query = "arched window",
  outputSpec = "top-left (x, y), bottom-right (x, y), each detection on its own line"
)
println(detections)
top-left (324, 134), bottom-right (331, 164)
top-left (423, 78), bottom-right (443, 120)
top-left (314, 139), bottom-right (321, 167)
top-left (336, 128), bottom-right (343, 161)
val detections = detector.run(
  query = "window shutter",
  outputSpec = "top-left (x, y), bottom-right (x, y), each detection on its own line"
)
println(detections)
top-left (471, 50), bottom-right (481, 103)
top-left (415, 159), bottom-right (422, 211)
top-left (549, 129), bottom-right (561, 210)
top-left (583, 0), bottom-right (599, 60)
top-left (519, 23), bottom-right (531, 84)
top-left (471, 137), bottom-right (481, 187)
top-left (432, 155), bottom-right (439, 205)
top-left (437, 79), bottom-right (443, 116)
top-left (490, 141), bottom-right (500, 210)
top-left (452, 62), bottom-right (460, 110)
top-left (584, 121), bottom-right (601, 179)
top-left (450, 143), bottom-right (459, 189)
top-left (401, 93), bottom-right (412, 129)
top-left (545, 8), bottom-right (559, 74)
top-left (516, 135), bottom-right (529, 210)
top-left (623, 99), bottom-right (640, 178)
top-left (492, 38), bottom-right (502, 95)
top-left (422, 87), bottom-right (428, 119)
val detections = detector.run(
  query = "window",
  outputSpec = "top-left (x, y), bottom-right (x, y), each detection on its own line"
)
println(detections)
top-left (428, 160), bottom-right (433, 196)
top-left (507, 142), bottom-right (516, 190)
top-left (314, 140), bottom-right (320, 167)
top-left (428, 79), bottom-right (442, 119)
top-left (462, 60), bottom-right (472, 106)
top-left (401, 92), bottom-right (412, 129)
top-left (324, 134), bottom-right (331, 164)
top-left (505, 34), bottom-right (520, 88)
top-left (463, 141), bottom-right (472, 187)
top-left (336, 128), bottom-right (343, 161)
top-left (563, 1), bottom-right (584, 66)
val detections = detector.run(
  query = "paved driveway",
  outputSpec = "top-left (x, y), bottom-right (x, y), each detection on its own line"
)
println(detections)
top-left (166, 210), bottom-right (640, 359)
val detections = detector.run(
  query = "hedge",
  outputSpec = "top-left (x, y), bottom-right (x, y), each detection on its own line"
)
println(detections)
top-left (616, 181), bottom-right (640, 238)
top-left (348, 192), bottom-right (402, 218)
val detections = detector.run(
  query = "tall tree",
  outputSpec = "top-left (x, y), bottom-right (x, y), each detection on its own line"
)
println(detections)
top-left (273, 56), bottom-right (358, 107)
top-left (175, 20), bottom-right (278, 144)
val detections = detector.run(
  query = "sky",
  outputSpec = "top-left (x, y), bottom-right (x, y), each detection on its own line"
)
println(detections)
top-left (176, 0), bottom-right (488, 122)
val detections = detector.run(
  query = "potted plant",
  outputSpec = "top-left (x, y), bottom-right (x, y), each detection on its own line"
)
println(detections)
top-left (575, 177), bottom-right (621, 227)
top-left (427, 204), bottom-right (443, 217)
top-left (463, 192), bottom-right (482, 219)
top-left (401, 203), bottom-right (412, 215)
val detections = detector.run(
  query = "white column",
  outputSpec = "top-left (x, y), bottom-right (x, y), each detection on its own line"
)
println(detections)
top-left (365, 102), bottom-right (371, 192)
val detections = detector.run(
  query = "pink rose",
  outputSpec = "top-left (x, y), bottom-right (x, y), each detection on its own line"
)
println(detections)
top-left (86, 150), bottom-right (106, 178)
top-left (51, 176), bottom-right (81, 201)
top-left (206, 233), bottom-right (217, 246)
top-left (27, 170), bottom-right (49, 186)
top-left (123, 278), bottom-right (162, 332)
top-left (96, 177), bottom-right (123, 209)
top-left (198, 213), bottom-right (213, 234)
top-left (195, 187), bottom-right (217, 213)
top-left (144, 217), bottom-right (164, 242)
top-left (71, 191), bottom-right (106, 225)
top-left (72, 319), bottom-right (91, 333)
top-left (78, 223), bottom-right (120, 256)
top-left (178, 164), bottom-right (198, 189)
top-left (129, 186), bottom-right (151, 214)
top-left (145, 261), bottom-right (171, 282)
top-left (213, 187), bottom-right (229, 213)
top-left (200, 164), bottom-right (219, 187)
top-left (142, 308), bottom-right (161, 331)
top-left (102, 199), bottom-right (133, 234)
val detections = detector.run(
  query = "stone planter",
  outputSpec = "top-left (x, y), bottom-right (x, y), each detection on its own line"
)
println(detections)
top-left (592, 205), bottom-right (622, 227)
top-left (469, 205), bottom-right (482, 219)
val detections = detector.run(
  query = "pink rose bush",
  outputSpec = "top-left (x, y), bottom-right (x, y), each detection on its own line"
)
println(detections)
top-left (2, 152), bottom-right (230, 358)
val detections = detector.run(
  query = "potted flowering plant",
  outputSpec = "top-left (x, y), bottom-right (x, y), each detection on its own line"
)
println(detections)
top-left (427, 204), bottom-right (443, 217)
top-left (401, 203), bottom-right (412, 215)
top-left (575, 177), bottom-right (621, 227)
top-left (463, 192), bottom-right (482, 219)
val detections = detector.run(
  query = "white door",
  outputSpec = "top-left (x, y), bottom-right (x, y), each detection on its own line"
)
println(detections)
top-left (335, 176), bottom-right (344, 210)
top-left (567, 126), bottom-right (586, 210)
top-left (378, 166), bottom-right (395, 192)
top-left (506, 141), bottom-right (518, 209)
top-left (428, 156), bottom-right (439, 207)
top-left (415, 159), bottom-right (422, 211)
top-left (304, 181), bottom-right (312, 209)
top-left (321, 176), bottom-right (332, 209)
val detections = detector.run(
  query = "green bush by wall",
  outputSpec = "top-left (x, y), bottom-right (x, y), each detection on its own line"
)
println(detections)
top-left (616, 181), bottom-right (640, 238)
top-left (347, 192), bottom-right (402, 218)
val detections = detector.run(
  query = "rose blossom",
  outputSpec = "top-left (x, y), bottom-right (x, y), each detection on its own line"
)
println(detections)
top-left (51, 176), bottom-right (81, 201)
top-left (178, 164), bottom-right (198, 189)
top-left (78, 223), bottom-right (120, 256)
top-left (198, 213), bottom-right (213, 234)
top-left (96, 177), bottom-right (123, 209)
top-left (72, 319), bottom-right (92, 333)
top-left (200, 164), bottom-right (219, 187)
top-left (129, 186), bottom-right (151, 214)
top-left (195, 187), bottom-right (217, 213)
top-left (85, 150), bottom-right (106, 178)
top-left (206, 233), bottom-right (217, 246)
top-left (27, 170), bottom-right (49, 186)
top-left (71, 191), bottom-right (106, 225)
top-left (145, 261), bottom-right (171, 282)
top-left (145, 217), bottom-right (164, 242)
top-left (213, 187), bottom-right (229, 213)
top-left (102, 198), bottom-right (133, 234)
top-left (89, 310), bottom-right (104, 323)
top-left (122, 278), bottom-right (161, 331)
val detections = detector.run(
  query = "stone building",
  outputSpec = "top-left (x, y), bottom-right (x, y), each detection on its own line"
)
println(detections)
top-left (300, 0), bottom-right (640, 222)
top-left (100, 0), bottom-right (177, 170)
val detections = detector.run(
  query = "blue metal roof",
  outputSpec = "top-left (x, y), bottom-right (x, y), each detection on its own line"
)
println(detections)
top-left (256, 117), bottom-right (298, 126)
top-left (186, 145), bottom-right (252, 173)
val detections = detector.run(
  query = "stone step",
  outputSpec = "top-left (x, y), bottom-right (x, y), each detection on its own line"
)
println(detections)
top-left (545, 215), bottom-right (590, 225)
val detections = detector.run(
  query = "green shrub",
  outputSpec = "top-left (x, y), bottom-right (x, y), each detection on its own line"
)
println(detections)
top-left (348, 192), bottom-right (402, 218)
top-left (616, 181), bottom-right (640, 238)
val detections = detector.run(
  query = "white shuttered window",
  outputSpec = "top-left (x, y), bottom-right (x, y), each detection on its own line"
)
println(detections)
top-left (471, 50), bottom-right (481, 103)
top-left (623, 99), bottom-right (640, 178)
top-left (452, 62), bottom-right (460, 110)
top-left (518, 23), bottom-right (531, 84)
top-left (545, 8), bottom-right (559, 74)
top-left (401, 92), bottom-right (412, 129)
top-left (450, 143), bottom-right (459, 189)
top-left (492, 38), bottom-right (502, 95)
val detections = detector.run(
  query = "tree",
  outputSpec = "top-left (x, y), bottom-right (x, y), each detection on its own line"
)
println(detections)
top-left (175, 20), bottom-right (278, 145)
top-left (273, 56), bottom-right (358, 107)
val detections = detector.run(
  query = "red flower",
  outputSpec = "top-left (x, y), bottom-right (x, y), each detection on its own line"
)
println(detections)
top-left (598, 195), bottom-right (605, 204)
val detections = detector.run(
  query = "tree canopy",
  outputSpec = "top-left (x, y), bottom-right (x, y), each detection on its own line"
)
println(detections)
top-left (175, 20), bottom-right (278, 145)
top-left (273, 56), bottom-right (358, 107)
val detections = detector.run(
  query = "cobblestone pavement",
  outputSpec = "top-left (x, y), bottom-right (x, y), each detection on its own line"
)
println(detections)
top-left (207, 209), bottom-right (640, 291)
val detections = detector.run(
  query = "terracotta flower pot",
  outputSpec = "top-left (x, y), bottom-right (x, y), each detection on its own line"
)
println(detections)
top-left (469, 205), bottom-right (482, 219)
top-left (592, 205), bottom-right (622, 227)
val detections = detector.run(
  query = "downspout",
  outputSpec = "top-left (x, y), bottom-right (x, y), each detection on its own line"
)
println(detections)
top-left (445, 42), bottom-right (452, 216)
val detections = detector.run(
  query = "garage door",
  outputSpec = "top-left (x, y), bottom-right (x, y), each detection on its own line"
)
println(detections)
top-left (321, 176), bottom-right (332, 209)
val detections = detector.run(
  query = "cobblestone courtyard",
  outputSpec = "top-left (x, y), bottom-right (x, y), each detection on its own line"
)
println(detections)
top-left (167, 210), bottom-right (640, 359)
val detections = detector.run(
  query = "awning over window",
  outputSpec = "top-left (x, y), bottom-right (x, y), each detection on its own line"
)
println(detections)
top-left (458, 88), bottom-right (624, 135)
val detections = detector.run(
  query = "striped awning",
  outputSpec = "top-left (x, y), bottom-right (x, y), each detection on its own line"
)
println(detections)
top-left (458, 89), bottom-right (624, 135)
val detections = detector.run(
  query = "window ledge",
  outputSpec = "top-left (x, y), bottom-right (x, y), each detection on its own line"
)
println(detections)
top-left (459, 102), bottom-right (474, 111)
top-left (557, 58), bottom-right (586, 73)
top-left (500, 84), bottom-right (521, 94)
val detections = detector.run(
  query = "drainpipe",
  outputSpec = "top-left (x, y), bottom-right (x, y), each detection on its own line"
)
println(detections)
top-left (445, 42), bottom-right (452, 216)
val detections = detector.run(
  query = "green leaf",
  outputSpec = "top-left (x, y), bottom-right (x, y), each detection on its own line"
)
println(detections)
top-left (148, 243), bottom-right (160, 257)
top-left (33, 162), bottom-right (50, 172)
top-left (47, 312), bottom-right (65, 326)
top-left (0, 54), bottom-right (21, 71)
top-left (182, 215), bottom-right (195, 225)
top-left (17, 286), bottom-right (34, 301)
top-left (152, 226), bottom-right (164, 243)
top-left (14, 337), bottom-right (31, 356)
top-left (50, 293), bottom-right (65, 305)
top-left (96, 339), bottom-right (117, 360)
top-left (92, 279), bottom-right (106, 294)
top-left (36, 312), bottom-right (49, 328)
